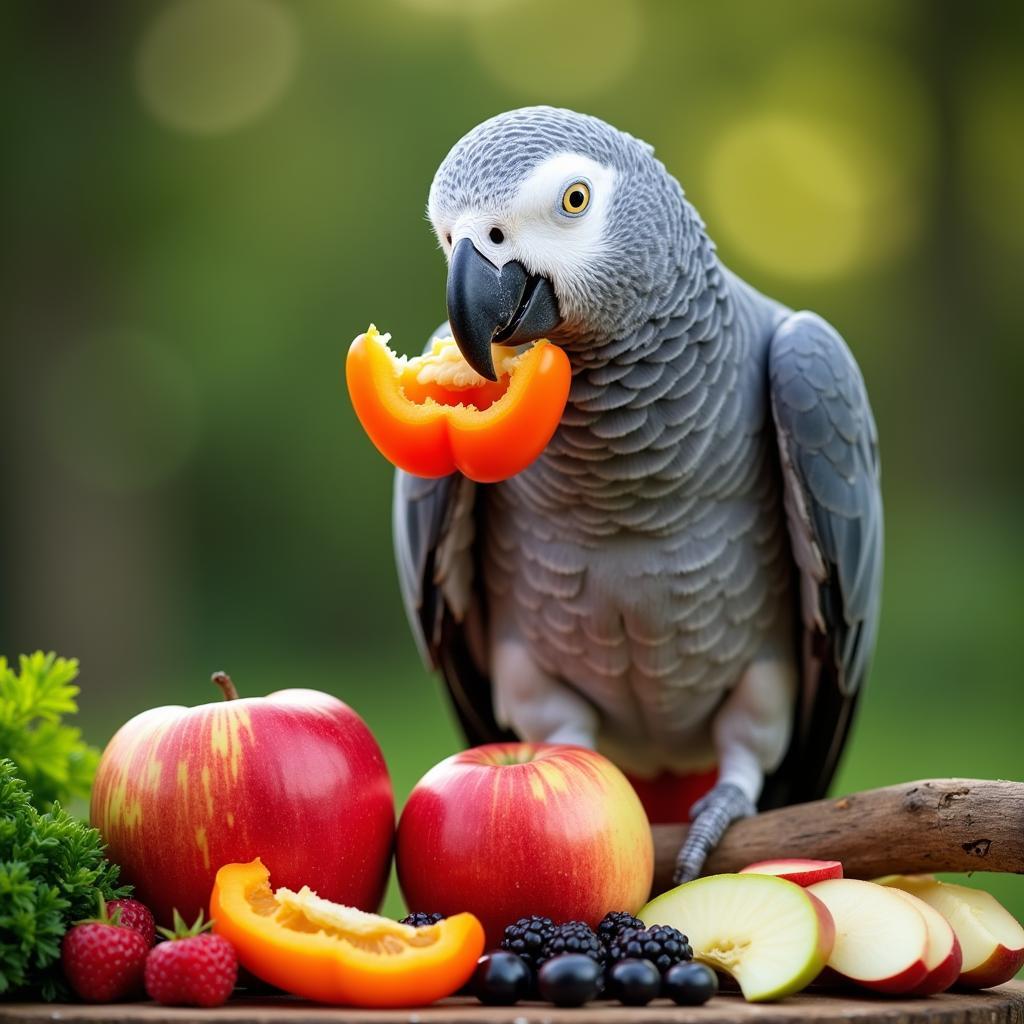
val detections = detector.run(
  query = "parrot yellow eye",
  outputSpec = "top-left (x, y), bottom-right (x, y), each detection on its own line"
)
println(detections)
top-left (561, 181), bottom-right (590, 216)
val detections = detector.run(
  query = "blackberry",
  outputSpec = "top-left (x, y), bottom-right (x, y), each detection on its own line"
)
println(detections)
top-left (597, 911), bottom-right (644, 945)
top-left (539, 921), bottom-right (605, 967)
top-left (608, 925), bottom-right (692, 974)
top-left (399, 912), bottom-right (444, 927)
top-left (500, 915), bottom-right (556, 968)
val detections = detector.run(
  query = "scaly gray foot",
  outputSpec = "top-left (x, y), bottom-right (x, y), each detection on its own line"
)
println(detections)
top-left (673, 782), bottom-right (756, 885)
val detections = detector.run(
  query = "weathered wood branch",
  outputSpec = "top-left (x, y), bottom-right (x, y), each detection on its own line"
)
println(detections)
top-left (652, 778), bottom-right (1024, 896)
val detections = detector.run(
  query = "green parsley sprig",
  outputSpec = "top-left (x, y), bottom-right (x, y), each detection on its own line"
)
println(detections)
top-left (0, 652), bottom-right (99, 810)
top-left (0, 758), bottom-right (129, 999)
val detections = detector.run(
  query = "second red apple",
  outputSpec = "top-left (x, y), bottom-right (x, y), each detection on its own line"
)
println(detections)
top-left (396, 743), bottom-right (653, 945)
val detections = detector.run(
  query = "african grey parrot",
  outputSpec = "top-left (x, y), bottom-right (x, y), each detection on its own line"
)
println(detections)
top-left (393, 107), bottom-right (882, 883)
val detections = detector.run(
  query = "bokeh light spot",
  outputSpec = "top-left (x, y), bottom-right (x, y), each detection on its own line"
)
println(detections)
top-left (703, 113), bottom-right (870, 281)
top-left (44, 332), bottom-right (202, 492)
top-left (762, 37), bottom-right (934, 209)
top-left (692, 38), bottom-right (934, 282)
top-left (136, 0), bottom-right (298, 135)
top-left (468, 0), bottom-right (642, 101)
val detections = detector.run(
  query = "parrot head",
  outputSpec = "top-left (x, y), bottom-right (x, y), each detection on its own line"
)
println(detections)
top-left (429, 106), bottom-right (691, 380)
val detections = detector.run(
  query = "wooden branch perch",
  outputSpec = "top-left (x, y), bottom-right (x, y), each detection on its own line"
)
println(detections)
top-left (651, 778), bottom-right (1024, 897)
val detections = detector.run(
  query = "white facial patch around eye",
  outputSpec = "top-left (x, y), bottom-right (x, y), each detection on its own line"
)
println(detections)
top-left (506, 153), bottom-right (616, 288)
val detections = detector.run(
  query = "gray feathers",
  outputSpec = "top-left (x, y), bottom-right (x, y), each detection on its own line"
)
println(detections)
top-left (430, 106), bottom-right (658, 219)
top-left (394, 107), bottom-right (883, 799)
top-left (769, 312), bottom-right (883, 704)
top-left (430, 107), bottom-right (694, 342)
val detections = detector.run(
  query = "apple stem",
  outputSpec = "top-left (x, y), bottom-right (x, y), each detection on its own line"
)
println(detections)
top-left (211, 672), bottom-right (239, 701)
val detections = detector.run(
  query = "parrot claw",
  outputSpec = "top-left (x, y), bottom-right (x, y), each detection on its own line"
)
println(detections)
top-left (672, 782), bottom-right (756, 885)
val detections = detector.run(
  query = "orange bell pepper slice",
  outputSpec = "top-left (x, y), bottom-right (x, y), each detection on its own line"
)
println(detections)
top-left (210, 858), bottom-right (484, 1007)
top-left (346, 325), bottom-right (571, 483)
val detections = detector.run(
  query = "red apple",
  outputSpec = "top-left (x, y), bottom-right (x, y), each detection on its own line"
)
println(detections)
top-left (91, 673), bottom-right (394, 926)
top-left (807, 878), bottom-right (930, 994)
top-left (740, 859), bottom-right (843, 887)
top-left (396, 743), bottom-right (653, 945)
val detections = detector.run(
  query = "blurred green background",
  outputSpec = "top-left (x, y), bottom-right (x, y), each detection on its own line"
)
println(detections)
top-left (1, 0), bottom-right (1021, 937)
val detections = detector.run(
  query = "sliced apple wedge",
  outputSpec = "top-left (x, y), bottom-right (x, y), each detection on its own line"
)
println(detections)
top-left (641, 873), bottom-right (834, 1002)
top-left (887, 888), bottom-right (963, 995)
top-left (740, 859), bottom-right (843, 887)
top-left (877, 876), bottom-right (1024, 989)
top-left (807, 878), bottom-right (929, 994)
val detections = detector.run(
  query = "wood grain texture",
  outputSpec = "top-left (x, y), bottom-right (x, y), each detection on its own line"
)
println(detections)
top-left (652, 778), bottom-right (1024, 895)
top-left (2, 986), bottom-right (1022, 1024)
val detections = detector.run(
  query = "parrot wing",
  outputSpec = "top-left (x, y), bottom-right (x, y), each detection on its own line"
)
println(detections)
top-left (392, 322), bottom-right (514, 746)
top-left (761, 311), bottom-right (883, 808)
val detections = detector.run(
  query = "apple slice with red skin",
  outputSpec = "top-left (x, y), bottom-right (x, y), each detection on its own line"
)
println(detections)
top-left (740, 859), bottom-right (843, 887)
top-left (808, 879), bottom-right (930, 994)
top-left (886, 888), bottom-right (963, 995)
top-left (877, 876), bottom-right (1024, 989)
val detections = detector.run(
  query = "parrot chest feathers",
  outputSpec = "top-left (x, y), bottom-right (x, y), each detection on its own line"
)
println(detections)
top-left (479, 280), bottom-right (796, 773)
top-left (482, 498), bottom-right (794, 774)
top-left (496, 272), bottom-right (772, 532)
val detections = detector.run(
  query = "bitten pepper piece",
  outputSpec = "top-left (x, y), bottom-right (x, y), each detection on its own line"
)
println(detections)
top-left (210, 858), bottom-right (484, 1007)
top-left (346, 325), bottom-right (571, 483)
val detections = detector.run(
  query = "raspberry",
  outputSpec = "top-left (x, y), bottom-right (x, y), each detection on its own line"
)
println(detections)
top-left (500, 915), bottom-right (556, 968)
top-left (61, 899), bottom-right (148, 1002)
top-left (107, 898), bottom-right (156, 947)
top-left (144, 910), bottom-right (238, 1008)
top-left (607, 924), bottom-right (692, 974)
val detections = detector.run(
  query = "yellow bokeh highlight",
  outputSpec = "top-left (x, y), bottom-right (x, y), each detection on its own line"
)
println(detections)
top-left (704, 113), bottom-right (868, 281)
top-left (694, 37), bottom-right (934, 282)
top-left (763, 37), bottom-right (934, 207)
top-left (136, 0), bottom-right (298, 135)
top-left (468, 0), bottom-right (642, 101)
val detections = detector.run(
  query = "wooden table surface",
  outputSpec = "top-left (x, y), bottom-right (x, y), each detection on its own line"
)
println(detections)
top-left (2, 983), bottom-right (1022, 1024)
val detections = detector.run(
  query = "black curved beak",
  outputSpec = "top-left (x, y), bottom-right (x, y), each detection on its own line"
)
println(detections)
top-left (446, 238), bottom-right (561, 381)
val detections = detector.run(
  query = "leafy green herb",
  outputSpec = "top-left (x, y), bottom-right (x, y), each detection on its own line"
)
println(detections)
top-left (0, 652), bottom-right (100, 810)
top-left (0, 758), bottom-right (129, 999)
